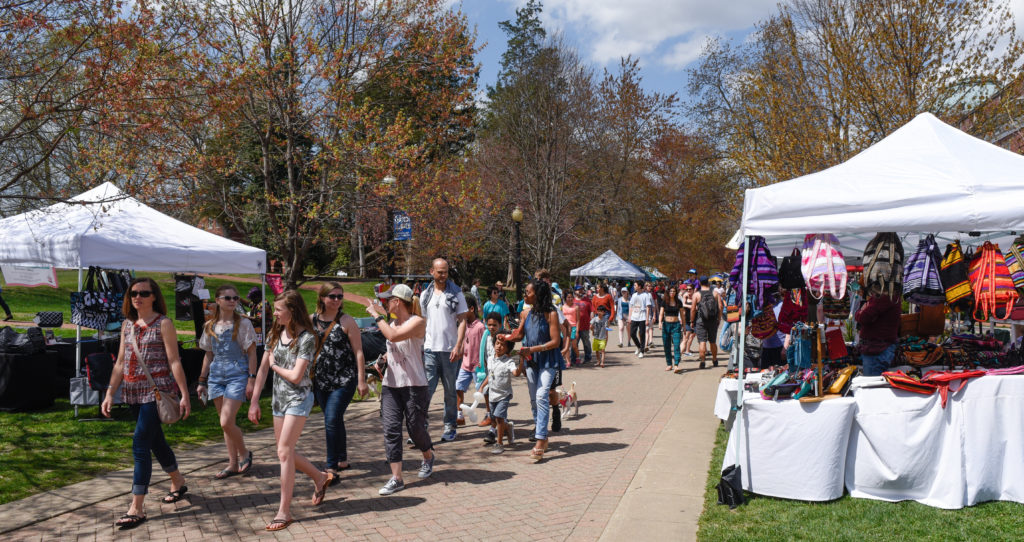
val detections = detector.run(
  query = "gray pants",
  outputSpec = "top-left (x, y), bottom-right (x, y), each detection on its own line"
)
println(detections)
top-left (381, 386), bottom-right (432, 463)
top-left (579, 329), bottom-right (592, 362)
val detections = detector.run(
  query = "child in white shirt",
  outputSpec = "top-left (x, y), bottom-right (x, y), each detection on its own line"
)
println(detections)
top-left (479, 338), bottom-right (520, 454)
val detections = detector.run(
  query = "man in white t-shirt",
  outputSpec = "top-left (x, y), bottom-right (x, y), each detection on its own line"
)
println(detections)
top-left (419, 258), bottom-right (469, 442)
top-left (628, 280), bottom-right (653, 357)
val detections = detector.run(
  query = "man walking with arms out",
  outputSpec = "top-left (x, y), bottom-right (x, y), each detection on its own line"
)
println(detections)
top-left (420, 258), bottom-right (469, 442)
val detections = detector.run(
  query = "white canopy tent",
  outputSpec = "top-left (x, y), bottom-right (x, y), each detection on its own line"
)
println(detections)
top-left (0, 182), bottom-right (266, 273)
top-left (0, 182), bottom-right (267, 415)
top-left (570, 250), bottom-right (647, 280)
top-left (729, 112), bottom-right (1024, 480)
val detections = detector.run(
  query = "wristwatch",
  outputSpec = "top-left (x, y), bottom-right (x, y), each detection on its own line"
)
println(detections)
top-left (375, 315), bottom-right (386, 323)
top-left (248, 374), bottom-right (257, 379)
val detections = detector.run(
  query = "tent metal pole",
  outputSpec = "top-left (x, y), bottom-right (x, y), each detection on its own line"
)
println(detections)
top-left (734, 236), bottom-right (752, 472)
top-left (74, 267), bottom-right (83, 418)
top-left (261, 274), bottom-right (266, 344)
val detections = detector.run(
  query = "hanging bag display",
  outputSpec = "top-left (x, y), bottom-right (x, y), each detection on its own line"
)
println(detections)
top-left (70, 267), bottom-right (118, 330)
top-left (903, 235), bottom-right (945, 306)
top-left (728, 236), bottom-right (781, 311)
top-left (778, 248), bottom-right (805, 289)
top-left (862, 232), bottom-right (904, 297)
top-left (800, 234), bottom-right (848, 300)
top-left (940, 241), bottom-right (973, 310)
top-left (968, 242), bottom-right (1019, 321)
top-left (749, 309), bottom-right (779, 340)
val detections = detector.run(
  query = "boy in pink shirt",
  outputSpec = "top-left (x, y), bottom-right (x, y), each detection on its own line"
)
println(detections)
top-left (456, 297), bottom-right (485, 426)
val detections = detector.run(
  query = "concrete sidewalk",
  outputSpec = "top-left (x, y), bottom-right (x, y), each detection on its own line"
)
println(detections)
top-left (1, 329), bottom-right (725, 541)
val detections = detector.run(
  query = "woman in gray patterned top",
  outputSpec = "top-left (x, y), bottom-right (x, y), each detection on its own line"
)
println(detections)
top-left (248, 290), bottom-right (333, 531)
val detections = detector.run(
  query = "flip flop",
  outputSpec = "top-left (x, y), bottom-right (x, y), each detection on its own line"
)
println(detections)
top-left (238, 451), bottom-right (254, 475)
top-left (214, 468), bottom-right (239, 480)
top-left (162, 486), bottom-right (188, 503)
top-left (115, 514), bottom-right (147, 529)
top-left (312, 471), bottom-right (334, 505)
top-left (266, 518), bottom-right (293, 531)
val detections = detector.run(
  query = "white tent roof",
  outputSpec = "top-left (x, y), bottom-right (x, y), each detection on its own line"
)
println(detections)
top-left (0, 182), bottom-right (266, 273)
top-left (570, 250), bottom-right (646, 279)
top-left (642, 266), bottom-right (668, 279)
top-left (739, 113), bottom-right (1024, 256)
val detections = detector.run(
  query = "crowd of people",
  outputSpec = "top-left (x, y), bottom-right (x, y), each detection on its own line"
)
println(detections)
top-left (100, 262), bottom-right (727, 531)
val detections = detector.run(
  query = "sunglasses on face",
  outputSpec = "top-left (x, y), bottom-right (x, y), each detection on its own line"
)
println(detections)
top-left (218, 295), bottom-right (240, 301)
top-left (324, 294), bottom-right (344, 300)
top-left (130, 290), bottom-right (153, 298)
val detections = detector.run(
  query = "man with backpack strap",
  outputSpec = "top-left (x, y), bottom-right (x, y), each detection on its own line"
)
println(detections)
top-left (690, 276), bottom-right (722, 369)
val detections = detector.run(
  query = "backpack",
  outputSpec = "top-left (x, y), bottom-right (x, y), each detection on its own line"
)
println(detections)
top-left (940, 241), bottom-right (973, 311)
top-left (903, 234), bottom-right (945, 306)
top-left (862, 232), bottom-right (904, 297)
top-left (1002, 234), bottom-right (1024, 296)
top-left (968, 242), bottom-right (1019, 321)
top-left (801, 234), bottom-right (848, 300)
top-left (728, 236), bottom-right (781, 311)
top-left (698, 290), bottom-right (719, 321)
top-left (778, 248), bottom-right (805, 289)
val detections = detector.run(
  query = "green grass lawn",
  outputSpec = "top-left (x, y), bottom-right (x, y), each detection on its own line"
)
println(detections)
top-left (697, 424), bottom-right (1024, 542)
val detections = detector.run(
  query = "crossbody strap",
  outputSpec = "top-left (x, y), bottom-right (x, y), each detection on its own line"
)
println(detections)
top-left (128, 322), bottom-right (160, 391)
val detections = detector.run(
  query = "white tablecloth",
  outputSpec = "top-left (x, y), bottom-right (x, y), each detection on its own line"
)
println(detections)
top-left (722, 395), bottom-right (858, 501)
top-left (847, 374), bottom-right (1024, 509)
top-left (714, 374), bottom-right (763, 421)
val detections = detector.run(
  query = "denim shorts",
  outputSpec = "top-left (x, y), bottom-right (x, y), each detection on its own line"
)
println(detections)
top-left (455, 368), bottom-right (475, 392)
top-left (208, 374), bottom-right (247, 402)
top-left (273, 391), bottom-right (314, 418)
top-left (489, 398), bottom-right (510, 419)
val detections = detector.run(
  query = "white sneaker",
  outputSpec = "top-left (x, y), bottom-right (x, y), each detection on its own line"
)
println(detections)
top-left (634, 348), bottom-right (640, 355)
top-left (638, 351), bottom-right (644, 358)
top-left (507, 421), bottom-right (516, 445)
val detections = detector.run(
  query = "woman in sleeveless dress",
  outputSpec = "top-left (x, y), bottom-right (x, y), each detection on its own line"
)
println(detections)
top-left (514, 279), bottom-right (562, 462)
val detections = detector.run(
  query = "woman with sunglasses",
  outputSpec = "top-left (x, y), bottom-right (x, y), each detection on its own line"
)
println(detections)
top-left (196, 284), bottom-right (258, 480)
top-left (311, 282), bottom-right (369, 480)
top-left (101, 278), bottom-right (190, 530)
top-left (248, 290), bottom-right (333, 531)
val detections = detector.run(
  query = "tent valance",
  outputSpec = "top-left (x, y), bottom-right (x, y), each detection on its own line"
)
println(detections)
top-left (0, 183), bottom-right (266, 274)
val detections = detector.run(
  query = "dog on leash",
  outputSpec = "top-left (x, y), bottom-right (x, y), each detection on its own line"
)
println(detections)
top-left (555, 381), bottom-right (579, 420)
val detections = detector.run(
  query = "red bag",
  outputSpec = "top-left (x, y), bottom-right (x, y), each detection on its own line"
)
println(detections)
top-left (921, 370), bottom-right (986, 408)
top-left (968, 242), bottom-right (1018, 321)
top-left (777, 289), bottom-right (807, 334)
top-left (825, 327), bottom-right (847, 360)
top-left (882, 371), bottom-right (937, 395)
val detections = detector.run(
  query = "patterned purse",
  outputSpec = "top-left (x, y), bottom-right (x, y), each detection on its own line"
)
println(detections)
top-left (940, 241), bottom-right (973, 310)
top-left (903, 234), bottom-right (945, 306)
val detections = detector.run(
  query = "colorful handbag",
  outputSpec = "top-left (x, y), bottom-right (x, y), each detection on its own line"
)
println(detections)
top-left (882, 371), bottom-right (937, 395)
top-left (940, 241), bottom-right (973, 310)
top-left (900, 343), bottom-right (945, 367)
top-left (862, 232), bottom-right (904, 297)
top-left (921, 369), bottom-right (986, 408)
top-left (822, 293), bottom-right (851, 320)
top-left (729, 236), bottom-right (781, 311)
top-left (776, 289), bottom-right (806, 334)
top-left (1003, 235), bottom-right (1024, 296)
top-left (968, 242), bottom-right (1019, 321)
top-left (801, 234), bottom-right (847, 300)
top-left (903, 235), bottom-right (945, 305)
top-left (825, 327), bottom-right (848, 359)
top-left (749, 309), bottom-right (779, 340)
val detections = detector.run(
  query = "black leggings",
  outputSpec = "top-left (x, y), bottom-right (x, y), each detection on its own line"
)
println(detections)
top-left (629, 321), bottom-right (646, 350)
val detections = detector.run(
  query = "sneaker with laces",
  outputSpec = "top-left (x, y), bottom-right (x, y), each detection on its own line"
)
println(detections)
top-left (441, 425), bottom-right (457, 442)
top-left (378, 477), bottom-right (404, 495)
top-left (507, 421), bottom-right (515, 445)
top-left (418, 453), bottom-right (434, 478)
top-left (491, 443), bottom-right (505, 454)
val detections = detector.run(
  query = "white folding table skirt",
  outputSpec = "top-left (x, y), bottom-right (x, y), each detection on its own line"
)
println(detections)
top-left (722, 375), bottom-right (1024, 508)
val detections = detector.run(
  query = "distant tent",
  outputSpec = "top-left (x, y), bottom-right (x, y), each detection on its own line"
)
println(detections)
top-left (570, 250), bottom-right (647, 280)
top-left (643, 266), bottom-right (667, 280)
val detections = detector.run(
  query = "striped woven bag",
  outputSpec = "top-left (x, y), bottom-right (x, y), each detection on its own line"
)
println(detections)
top-left (968, 242), bottom-right (1019, 321)
top-left (801, 233), bottom-right (847, 300)
top-left (1003, 235), bottom-right (1024, 296)
top-left (940, 241), bottom-right (973, 310)
top-left (728, 236), bottom-right (781, 311)
top-left (903, 234), bottom-right (945, 306)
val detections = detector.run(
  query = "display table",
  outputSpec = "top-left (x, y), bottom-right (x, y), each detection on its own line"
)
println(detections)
top-left (722, 395), bottom-right (858, 501)
top-left (846, 374), bottom-right (1024, 509)
top-left (714, 373), bottom-right (764, 421)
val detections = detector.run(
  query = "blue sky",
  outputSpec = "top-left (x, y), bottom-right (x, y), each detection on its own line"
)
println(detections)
top-left (456, 0), bottom-right (1024, 104)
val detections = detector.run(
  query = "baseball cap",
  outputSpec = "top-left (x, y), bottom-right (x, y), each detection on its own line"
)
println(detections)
top-left (378, 283), bottom-right (413, 302)
top-left (688, 268), bottom-right (697, 274)
top-left (621, 287), bottom-right (628, 292)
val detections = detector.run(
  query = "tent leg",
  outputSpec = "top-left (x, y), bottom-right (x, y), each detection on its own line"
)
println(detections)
top-left (261, 275), bottom-right (266, 345)
top-left (74, 267), bottom-right (83, 419)
top-left (733, 236), bottom-right (752, 475)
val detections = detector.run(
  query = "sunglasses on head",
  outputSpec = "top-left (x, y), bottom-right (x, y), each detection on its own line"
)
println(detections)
top-left (130, 290), bottom-right (153, 298)
top-left (324, 294), bottom-right (344, 300)
top-left (218, 295), bottom-right (240, 301)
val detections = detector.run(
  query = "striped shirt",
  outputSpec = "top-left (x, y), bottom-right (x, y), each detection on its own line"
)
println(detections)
top-left (121, 315), bottom-right (177, 404)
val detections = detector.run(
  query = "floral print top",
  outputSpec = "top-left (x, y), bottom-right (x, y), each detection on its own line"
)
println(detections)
top-left (312, 314), bottom-right (357, 393)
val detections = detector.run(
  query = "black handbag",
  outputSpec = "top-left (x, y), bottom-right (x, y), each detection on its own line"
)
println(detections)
top-left (70, 267), bottom-right (121, 330)
top-left (778, 248), bottom-right (805, 289)
top-left (33, 311), bottom-right (63, 328)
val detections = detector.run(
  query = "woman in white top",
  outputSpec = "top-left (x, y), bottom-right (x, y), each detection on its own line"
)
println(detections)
top-left (365, 284), bottom-right (436, 496)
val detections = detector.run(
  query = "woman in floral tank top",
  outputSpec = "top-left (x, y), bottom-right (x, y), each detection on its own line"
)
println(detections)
top-left (248, 290), bottom-right (333, 531)
top-left (101, 278), bottom-right (191, 530)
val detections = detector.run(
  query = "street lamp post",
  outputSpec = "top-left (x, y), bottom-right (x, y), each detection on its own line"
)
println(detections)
top-left (383, 175), bottom-right (397, 282)
top-left (512, 206), bottom-right (523, 305)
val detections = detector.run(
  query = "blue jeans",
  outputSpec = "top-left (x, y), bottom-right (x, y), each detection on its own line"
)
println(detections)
top-left (526, 365), bottom-right (557, 440)
top-left (315, 382), bottom-right (357, 467)
top-left (130, 402), bottom-right (178, 495)
top-left (424, 349), bottom-right (458, 427)
top-left (862, 344), bottom-right (896, 377)
top-left (663, 321), bottom-right (682, 366)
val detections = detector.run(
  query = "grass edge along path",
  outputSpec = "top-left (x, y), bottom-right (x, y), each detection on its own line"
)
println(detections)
top-left (696, 424), bottom-right (1024, 542)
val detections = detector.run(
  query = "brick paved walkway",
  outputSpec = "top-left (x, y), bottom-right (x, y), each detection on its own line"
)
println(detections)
top-left (3, 331), bottom-right (724, 541)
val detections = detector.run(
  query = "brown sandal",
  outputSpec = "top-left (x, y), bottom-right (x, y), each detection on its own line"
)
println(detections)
top-left (266, 518), bottom-right (293, 531)
top-left (312, 471), bottom-right (334, 505)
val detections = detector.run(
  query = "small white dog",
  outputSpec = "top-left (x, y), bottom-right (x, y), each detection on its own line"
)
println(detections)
top-left (556, 381), bottom-right (579, 420)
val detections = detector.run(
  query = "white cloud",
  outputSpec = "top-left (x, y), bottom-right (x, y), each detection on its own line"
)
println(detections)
top-left (531, 0), bottom-right (777, 70)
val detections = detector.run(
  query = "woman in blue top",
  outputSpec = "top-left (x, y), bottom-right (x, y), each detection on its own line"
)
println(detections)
top-left (514, 279), bottom-right (561, 462)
